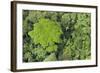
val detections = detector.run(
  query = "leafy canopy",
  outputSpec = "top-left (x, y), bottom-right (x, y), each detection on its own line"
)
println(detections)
top-left (23, 10), bottom-right (91, 62)
top-left (28, 18), bottom-right (63, 47)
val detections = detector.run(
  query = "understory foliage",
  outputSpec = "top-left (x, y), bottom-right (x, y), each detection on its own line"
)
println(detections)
top-left (23, 10), bottom-right (91, 62)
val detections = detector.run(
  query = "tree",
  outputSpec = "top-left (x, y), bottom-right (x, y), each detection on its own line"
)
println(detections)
top-left (28, 18), bottom-right (63, 61)
top-left (28, 18), bottom-right (63, 47)
top-left (63, 13), bottom-right (91, 60)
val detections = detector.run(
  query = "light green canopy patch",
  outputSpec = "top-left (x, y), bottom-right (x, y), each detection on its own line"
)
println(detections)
top-left (28, 18), bottom-right (63, 47)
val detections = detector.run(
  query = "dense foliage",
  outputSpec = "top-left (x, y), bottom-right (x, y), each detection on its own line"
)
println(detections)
top-left (23, 10), bottom-right (91, 62)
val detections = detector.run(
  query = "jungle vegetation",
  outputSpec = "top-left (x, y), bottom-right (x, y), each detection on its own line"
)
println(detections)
top-left (23, 10), bottom-right (91, 62)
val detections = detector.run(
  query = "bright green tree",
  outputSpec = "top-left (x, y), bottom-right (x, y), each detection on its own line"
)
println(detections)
top-left (28, 18), bottom-right (63, 61)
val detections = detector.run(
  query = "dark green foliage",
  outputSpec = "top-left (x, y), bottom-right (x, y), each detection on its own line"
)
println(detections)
top-left (23, 10), bottom-right (91, 62)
